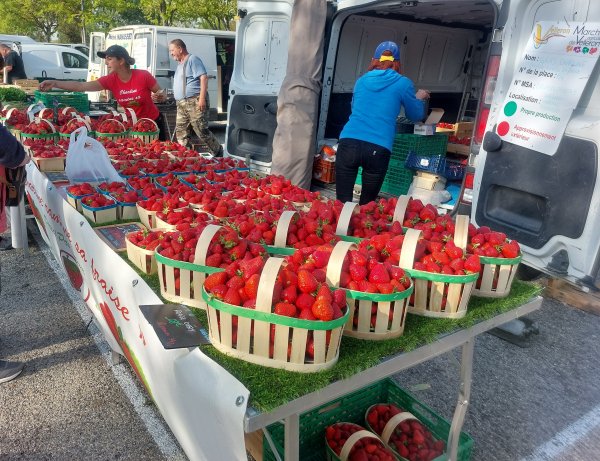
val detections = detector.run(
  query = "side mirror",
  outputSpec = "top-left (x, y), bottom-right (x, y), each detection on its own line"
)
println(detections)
top-left (483, 130), bottom-right (503, 152)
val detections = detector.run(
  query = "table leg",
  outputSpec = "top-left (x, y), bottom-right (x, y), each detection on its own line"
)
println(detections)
top-left (447, 339), bottom-right (474, 460)
top-left (284, 412), bottom-right (300, 461)
top-left (9, 195), bottom-right (28, 254)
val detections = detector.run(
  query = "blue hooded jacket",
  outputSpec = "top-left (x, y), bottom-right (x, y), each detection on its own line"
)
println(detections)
top-left (340, 69), bottom-right (426, 151)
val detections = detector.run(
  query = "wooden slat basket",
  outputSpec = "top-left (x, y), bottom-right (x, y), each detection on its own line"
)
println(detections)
top-left (202, 257), bottom-right (349, 372)
top-left (399, 217), bottom-right (478, 319)
top-left (155, 224), bottom-right (224, 309)
top-left (474, 253), bottom-right (522, 298)
top-left (125, 236), bottom-right (158, 275)
top-left (326, 241), bottom-right (413, 340)
top-left (325, 424), bottom-right (394, 461)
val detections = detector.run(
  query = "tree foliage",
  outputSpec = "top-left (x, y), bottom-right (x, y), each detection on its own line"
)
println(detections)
top-left (0, 0), bottom-right (235, 42)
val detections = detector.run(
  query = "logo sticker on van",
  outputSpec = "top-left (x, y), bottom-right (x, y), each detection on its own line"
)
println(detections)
top-left (533, 24), bottom-right (569, 48)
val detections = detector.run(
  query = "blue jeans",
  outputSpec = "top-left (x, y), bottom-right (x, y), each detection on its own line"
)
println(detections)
top-left (335, 138), bottom-right (391, 204)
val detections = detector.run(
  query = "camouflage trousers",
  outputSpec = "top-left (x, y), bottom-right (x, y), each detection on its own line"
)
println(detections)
top-left (175, 96), bottom-right (222, 154)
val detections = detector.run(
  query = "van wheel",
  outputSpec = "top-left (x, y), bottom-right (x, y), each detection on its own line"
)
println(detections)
top-left (516, 264), bottom-right (542, 281)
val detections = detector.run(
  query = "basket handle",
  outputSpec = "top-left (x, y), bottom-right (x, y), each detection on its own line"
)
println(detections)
top-left (61, 106), bottom-right (75, 116)
top-left (192, 224), bottom-right (223, 266)
top-left (273, 210), bottom-right (298, 247)
top-left (325, 240), bottom-right (356, 287)
top-left (255, 257), bottom-right (285, 313)
top-left (380, 412), bottom-right (420, 445)
top-left (392, 195), bottom-right (410, 223)
top-left (335, 201), bottom-right (358, 236)
top-left (339, 430), bottom-right (382, 461)
top-left (38, 108), bottom-right (54, 120)
top-left (4, 108), bottom-right (17, 123)
top-left (125, 107), bottom-right (138, 125)
top-left (453, 215), bottom-right (470, 251)
top-left (398, 228), bottom-right (422, 270)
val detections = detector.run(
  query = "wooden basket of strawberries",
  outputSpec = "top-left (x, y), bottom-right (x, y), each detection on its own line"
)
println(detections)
top-left (469, 227), bottom-right (522, 298)
top-left (95, 118), bottom-right (129, 142)
top-left (364, 404), bottom-right (446, 461)
top-left (326, 241), bottom-right (413, 340)
top-left (125, 229), bottom-right (164, 275)
top-left (325, 422), bottom-right (397, 461)
top-left (399, 217), bottom-right (480, 319)
top-left (155, 224), bottom-right (225, 309)
top-left (20, 119), bottom-right (58, 144)
top-left (130, 118), bottom-right (160, 143)
top-left (202, 256), bottom-right (349, 372)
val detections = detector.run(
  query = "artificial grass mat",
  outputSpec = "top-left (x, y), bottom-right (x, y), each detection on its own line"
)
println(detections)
top-left (200, 280), bottom-right (542, 412)
top-left (118, 253), bottom-right (542, 412)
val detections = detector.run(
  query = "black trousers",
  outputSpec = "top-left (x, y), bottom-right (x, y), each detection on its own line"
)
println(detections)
top-left (335, 138), bottom-right (391, 205)
top-left (154, 112), bottom-right (168, 141)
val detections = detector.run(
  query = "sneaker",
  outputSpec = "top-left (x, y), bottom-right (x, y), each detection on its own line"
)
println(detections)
top-left (0, 360), bottom-right (24, 383)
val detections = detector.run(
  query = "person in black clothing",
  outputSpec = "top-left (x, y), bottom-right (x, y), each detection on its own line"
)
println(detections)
top-left (0, 123), bottom-right (29, 383)
top-left (0, 44), bottom-right (27, 84)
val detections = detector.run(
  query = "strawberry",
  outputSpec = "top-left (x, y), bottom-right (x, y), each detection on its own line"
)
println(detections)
top-left (312, 297), bottom-right (334, 321)
top-left (357, 280), bottom-right (378, 293)
top-left (296, 293), bottom-right (316, 311)
top-left (501, 240), bottom-right (520, 258)
top-left (224, 287), bottom-right (242, 306)
top-left (274, 302), bottom-right (297, 317)
top-left (237, 256), bottom-right (265, 281)
top-left (349, 263), bottom-right (368, 282)
top-left (298, 270), bottom-right (318, 294)
top-left (368, 263), bottom-right (390, 284)
top-left (298, 308), bottom-right (317, 320)
top-left (316, 284), bottom-right (333, 302)
top-left (205, 272), bottom-right (227, 292)
top-left (464, 255), bottom-right (481, 273)
top-left (244, 273), bottom-right (260, 299)
top-left (333, 289), bottom-right (346, 306)
top-left (226, 275), bottom-right (245, 290)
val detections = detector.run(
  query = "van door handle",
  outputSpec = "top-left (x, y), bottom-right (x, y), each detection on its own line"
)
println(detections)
top-left (243, 104), bottom-right (255, 114)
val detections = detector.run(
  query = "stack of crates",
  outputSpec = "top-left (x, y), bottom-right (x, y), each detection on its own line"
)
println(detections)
top-left (356, 134), bottom-right (448, 196)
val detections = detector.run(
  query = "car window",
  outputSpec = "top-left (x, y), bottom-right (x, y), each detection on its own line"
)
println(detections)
top-left (63, 52), bottom-right (88, 69)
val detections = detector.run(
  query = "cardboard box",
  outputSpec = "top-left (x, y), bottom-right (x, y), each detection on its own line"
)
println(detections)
top-left (414, 108), bottom-right (444, 136)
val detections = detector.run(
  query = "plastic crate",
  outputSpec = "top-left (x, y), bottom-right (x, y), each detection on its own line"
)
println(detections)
top-left (262, 378), bottom-right (474, 461)
top-left (34, 90), bottom-right (90, 114)
top-left (405, 152), bottom-right (446, 175)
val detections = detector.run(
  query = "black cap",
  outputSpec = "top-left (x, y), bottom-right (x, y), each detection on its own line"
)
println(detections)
top-left (97, 45), bottom-right (135, 65)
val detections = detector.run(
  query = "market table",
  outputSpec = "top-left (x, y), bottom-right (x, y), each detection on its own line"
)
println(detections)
top-left (24, 162), bottom-right (543, 461)
top-left (241, 295), bottom-right (542, 461)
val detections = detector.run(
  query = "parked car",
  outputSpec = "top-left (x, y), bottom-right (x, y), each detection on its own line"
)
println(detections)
top-left (43, 42), bottom-right (90, 56)
top-left (20, 44), bottom-right (89, 81)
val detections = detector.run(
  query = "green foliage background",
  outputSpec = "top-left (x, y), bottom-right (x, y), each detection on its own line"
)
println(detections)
top-left (0, 0), bottom-right (237, 43)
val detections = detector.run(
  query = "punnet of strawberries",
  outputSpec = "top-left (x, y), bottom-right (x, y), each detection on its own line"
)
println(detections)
top-left (67, 183), bottom-right (96, 197)
top-left (325, 422), bottom-right (396, 461)
top-left (81, 193), bottom-right (116, 209)
top-left (366, 404), bottom-right (445, 461)
top-left (96, 119), bottom-right (127, 134)
top-left (111, 190), bottom-right (140, 204)
top-left (21, 120), bottom-right (54, 135)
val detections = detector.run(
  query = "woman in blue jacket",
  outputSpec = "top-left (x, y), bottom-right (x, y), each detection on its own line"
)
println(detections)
top-left (336, 41), bottom-right (430, 204)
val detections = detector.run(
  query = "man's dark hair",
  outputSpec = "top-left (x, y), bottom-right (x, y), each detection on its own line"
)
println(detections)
top-left (169, 39), bottom-right (187, 51)
top-left (0, 44), bottom-right (10, 50)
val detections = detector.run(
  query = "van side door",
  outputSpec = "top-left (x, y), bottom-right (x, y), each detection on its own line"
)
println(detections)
top-left (87, 32), bottom-right (105, 102)
top-left (61, 50), bottom-right (88, 81)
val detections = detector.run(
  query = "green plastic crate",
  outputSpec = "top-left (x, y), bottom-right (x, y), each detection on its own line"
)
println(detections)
top-left (34, 90), bottom-right (90, 114)
top-left (355, 134), bottom-right (448, 196)
top-left (262, 378), bottom-right (473, 461)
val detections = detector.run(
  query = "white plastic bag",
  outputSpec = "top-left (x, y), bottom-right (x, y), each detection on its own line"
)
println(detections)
top-left (65, 127), bottom-right (124, 184)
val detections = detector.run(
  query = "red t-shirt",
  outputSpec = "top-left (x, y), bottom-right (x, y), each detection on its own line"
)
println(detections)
top-left (98, 70), bottom-right (160, 120)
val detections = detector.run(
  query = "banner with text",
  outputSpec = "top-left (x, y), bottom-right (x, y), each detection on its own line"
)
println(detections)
top-left (25, 165), bottom-right (250, 461)
top-left (496, 21), bottom-right (600, 155)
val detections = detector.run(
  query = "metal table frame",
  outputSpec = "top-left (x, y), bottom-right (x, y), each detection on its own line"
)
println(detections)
top-left (244, 296), bottom-right (543, 461)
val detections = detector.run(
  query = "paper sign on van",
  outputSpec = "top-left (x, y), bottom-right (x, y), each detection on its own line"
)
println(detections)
top-left (495, 21), bottom-right (600, 156)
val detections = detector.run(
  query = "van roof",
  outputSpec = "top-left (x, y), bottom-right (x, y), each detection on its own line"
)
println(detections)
top-left (108, 25), bottom-right (235, 38)
top-left (0, 34), bottom-right (37, 44)
top-left (20, 43), bottom-right (88, 57)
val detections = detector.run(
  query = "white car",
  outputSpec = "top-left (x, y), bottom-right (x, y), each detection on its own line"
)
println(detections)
top-left (20, 44), bottom-right (89, 81)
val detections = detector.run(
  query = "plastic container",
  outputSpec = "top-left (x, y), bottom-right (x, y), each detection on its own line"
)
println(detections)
top-left (262, 378), bottom-right (474, 461)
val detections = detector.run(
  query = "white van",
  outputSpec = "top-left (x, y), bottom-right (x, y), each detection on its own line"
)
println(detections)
top-left (0, 34), bottom-right (36, 45)
top-left (87, 25), bottom-right (235, 119)
top-left (228, 0), bottom-right (600, 288)
top-left (20, 44), bottom-right (89, 81)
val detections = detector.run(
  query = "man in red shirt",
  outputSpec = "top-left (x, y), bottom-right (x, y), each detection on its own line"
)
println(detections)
top-left (40, 45), bottom-right (168, 139)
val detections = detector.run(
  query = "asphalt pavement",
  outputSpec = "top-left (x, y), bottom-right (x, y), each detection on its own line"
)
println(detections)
top-left (1, 214), bottom-right (600, 461)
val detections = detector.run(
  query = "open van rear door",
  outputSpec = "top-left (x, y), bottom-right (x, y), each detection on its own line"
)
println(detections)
top-left (87, 32), bottom-right (105, 102)
top-left (226, 0), bottom-right (293, 169)
top-left (472, 2), bottom-right (600, 288)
